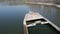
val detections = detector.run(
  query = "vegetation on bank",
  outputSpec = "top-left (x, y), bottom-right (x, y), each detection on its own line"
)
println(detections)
top-left (24, 0), bottom-right (60, 5)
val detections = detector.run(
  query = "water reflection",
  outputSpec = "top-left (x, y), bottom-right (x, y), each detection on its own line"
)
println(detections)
top-left (56, 8), bottom-right (60, 27)
top-left (28, 4), bottom-right (60, 27)
top-left (0, 1), bottom-right (60, 34)
top-left (0, 1), bottom-right (24, 6)
top-left (0, 6), bottom-right (29, 34)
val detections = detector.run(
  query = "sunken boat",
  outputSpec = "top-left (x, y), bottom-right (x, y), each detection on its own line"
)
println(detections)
top-left (23, 11), bottom-right (60, 34)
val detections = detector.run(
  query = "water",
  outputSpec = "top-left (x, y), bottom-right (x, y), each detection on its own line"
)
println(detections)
top-left (0, 1), bottom-right (60, 34)
top-left (0, 5), bottom-right (29, 34)
top-left (28, 4), bottom-right (60, 28)
top-left (28, 24), bottom-right (59, 34)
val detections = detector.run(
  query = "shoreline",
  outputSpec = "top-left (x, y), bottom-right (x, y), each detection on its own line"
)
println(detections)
top-left (25, 2), bottom-right (60, 8)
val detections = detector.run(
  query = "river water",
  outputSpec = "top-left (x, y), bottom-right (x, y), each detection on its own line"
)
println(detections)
top-left (0, 2), bottom-right (60, 34)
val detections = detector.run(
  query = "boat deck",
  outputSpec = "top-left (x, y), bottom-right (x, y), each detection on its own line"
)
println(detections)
top-left (28, 23), bottom-right (60, 34)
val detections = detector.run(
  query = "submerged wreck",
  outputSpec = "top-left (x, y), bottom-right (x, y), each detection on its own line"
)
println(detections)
top-left (23, 11), bottom-right (60, 34)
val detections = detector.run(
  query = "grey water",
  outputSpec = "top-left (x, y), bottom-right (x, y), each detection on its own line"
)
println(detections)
top-left (0, 1), bottom-right (60, 34)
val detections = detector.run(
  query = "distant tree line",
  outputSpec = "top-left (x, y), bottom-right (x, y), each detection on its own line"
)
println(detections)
top-left (0, 0), bottom-right (60, 4)
top-left (25, 0), bottom-right (60, 4)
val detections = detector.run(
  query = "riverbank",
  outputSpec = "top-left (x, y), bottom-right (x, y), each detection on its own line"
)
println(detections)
top-left (25, 2), bottom-right (60, 8)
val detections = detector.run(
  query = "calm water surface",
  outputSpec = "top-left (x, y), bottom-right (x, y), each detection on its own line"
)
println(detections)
top-left (0, 5), bottom-right (29, 34)
top-left (0, 2), bottom-right (60, 34)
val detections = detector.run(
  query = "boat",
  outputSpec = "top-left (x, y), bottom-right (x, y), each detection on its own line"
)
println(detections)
top-left (23, 11), bottom-right (60, 34)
